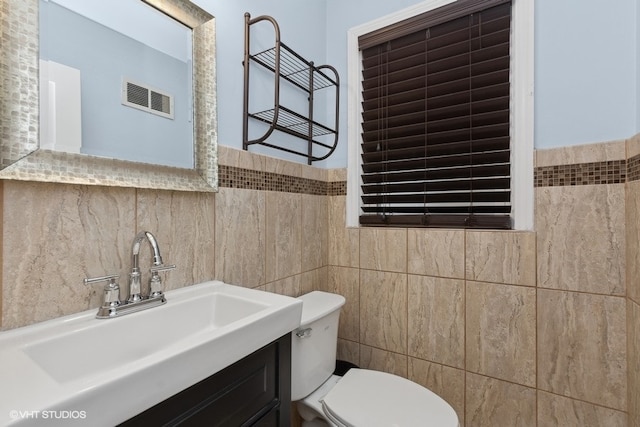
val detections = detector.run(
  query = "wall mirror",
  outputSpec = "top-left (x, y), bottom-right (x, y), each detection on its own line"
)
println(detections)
top-left (0, 0), bottom-right (217, 192)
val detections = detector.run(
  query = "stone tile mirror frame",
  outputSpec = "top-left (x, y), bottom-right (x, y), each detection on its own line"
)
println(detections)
top-left (0, 0), bottom-right (217, 192)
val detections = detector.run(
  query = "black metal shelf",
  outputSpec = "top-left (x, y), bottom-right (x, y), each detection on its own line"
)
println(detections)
top-left (250, 44), bottom-right (338, 92)
top-left (250, 107), bottom-right (335, 138)
top-left (242, 13), bottom-right (339, 164)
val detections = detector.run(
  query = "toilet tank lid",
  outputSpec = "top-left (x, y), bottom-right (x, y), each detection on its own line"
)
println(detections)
top-left (298, 291), bottom-right (346, 326)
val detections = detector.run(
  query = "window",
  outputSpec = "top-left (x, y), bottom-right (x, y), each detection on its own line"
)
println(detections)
top-left (347, 0), bottom-right (534, 230)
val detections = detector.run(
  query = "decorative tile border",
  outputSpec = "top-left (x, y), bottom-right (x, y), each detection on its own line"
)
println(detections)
top-left (219, 165), bottom-right (347, 196)
top-left (327, 180), bottom-right (347, 196)
top-left (223, 158), bottom-right (636, 192)
top-left (535, 160), bottom-right (627, 187)
top-left (627, 154), bottom-right (640, 183)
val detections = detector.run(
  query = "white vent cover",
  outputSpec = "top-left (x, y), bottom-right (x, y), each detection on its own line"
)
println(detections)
top-left (122, 78), bottom-right (174, 119)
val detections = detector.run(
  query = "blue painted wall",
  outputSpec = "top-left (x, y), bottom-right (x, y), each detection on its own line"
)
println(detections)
top-left (41, 1), bottom-right (194, 168)
top-left (196, 0), bottom-right (328, 163)
top-left (534, 0), bottom-right (637, 149)
top-left (198, 0), bottom-right (640, 168)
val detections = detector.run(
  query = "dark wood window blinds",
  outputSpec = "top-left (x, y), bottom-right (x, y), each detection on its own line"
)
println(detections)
top-left (359, 0), bottom-right (513, 229)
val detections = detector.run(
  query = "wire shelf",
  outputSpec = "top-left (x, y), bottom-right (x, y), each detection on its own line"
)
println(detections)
top-left (243, 13), bottom-right (340, 164)
top-left (251, 44), bottom-right (338, 91)
top-left (250, 107), bottom-right (335, 138)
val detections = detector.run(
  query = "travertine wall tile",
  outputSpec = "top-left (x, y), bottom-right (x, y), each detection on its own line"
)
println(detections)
top-left (360, 227), bottom-right (407, 273)
top-left (628, 138), bottom-right (639, 422)
top-left (466, 281), bottom-right (536, 386)
top-left (537, 390), bottom-right (627, 427)
top-left (466, 231), bottom-right (536, 286)
top-left (360, 269), bottom-right (407, 353)
top-left (536, 185), bottom-right (625, 295)
top-left (266, 191), bottom-right (302, 282)
top-left (337, 338), bottom-right (360, 366)
top-left (2, 181), bottom-right (135, 329)
top-left (217, 145), bottom-right (265, 171)
top-left (627, 180), bottom-right (640, 304)
top-left (323, 266), bottom-right (360, 342)
top-left (628, 132), bottom-right (640, 159)
top-left (300, 163), bottom-right (328, 182)
top-left (328, 196), bottom-right (359, 268)
top-left (301, 267), bottom-right (327, 296)
top-left (267, 269), bottom-right (322, 297)
top-left (328, 168), bottom-right (347, 182)
top-left (629, 300), bottom-right (640, 427)
top-left (136, 189), bottom-right (215, 291)
top-left (359, 344), bottom-right (407, 378)
top-left (538, 289), bottom-right (627, 410)
top-left (407, 275), bottom-right (464, 368)
top-left (264, 155), bottom-right (302, 178)
top-left (408, 358), bottom-right (465, 426)
top-left (301, 194), bottom-right (327, 271)
top-left (0, 181), bottom-right (4, 329)
top-left (466, 373), bottom-right (536, 427)
top-left (266, 274), bottom-right (308, 297)
top-left (536, 140), bottom-right (626, 167)
top-left (214, 188), bottom-right (265, 287)
top-left (407, 229), bottom-right (464, 278)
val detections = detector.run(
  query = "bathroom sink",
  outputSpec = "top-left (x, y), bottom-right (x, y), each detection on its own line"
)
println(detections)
top-left (0, 281), bottom-right (302, 426)
top-left (23, 291), bottom-right (270, 383)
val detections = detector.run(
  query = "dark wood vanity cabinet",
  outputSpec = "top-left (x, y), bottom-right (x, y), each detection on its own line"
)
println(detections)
top-left (119, 334), bottom-right (292, 427)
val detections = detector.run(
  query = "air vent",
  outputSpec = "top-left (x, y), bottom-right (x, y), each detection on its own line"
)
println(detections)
top-left (122, 79), bottom-right (174, 119)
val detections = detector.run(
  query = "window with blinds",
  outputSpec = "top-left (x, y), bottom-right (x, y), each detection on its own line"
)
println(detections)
top-left (359, 0), bottom-right (512, 229)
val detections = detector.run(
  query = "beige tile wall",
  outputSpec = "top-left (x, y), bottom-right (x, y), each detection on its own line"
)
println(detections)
top-left (626, 132), bottom-right (640, 427)
top-left (0, 181), bottom-right (3, 329)
top-left (0, 146), bottom-right (328, 330)
top-left (628, 300), bottom-right (640, 427)
top-left (1, 139), bottom-right (638, 426)
top-left (330, 223), bottom-right (540, 425)
top-left (2, 182), bottom-right (137, 328)
top-left (330, 139), bottom-right (632, 426)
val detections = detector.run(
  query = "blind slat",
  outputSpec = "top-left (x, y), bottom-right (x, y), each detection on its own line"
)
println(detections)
top-left (362, 150), bottom-right (511, 174)
top-left (362, 138), bottom-right (510, 163)
top-left (362, 191), bottom-right (511, 205)
top-left (362, 164), bottom-right (511, 184)
top-left (362, 177), bottom-right (511, 194)
top-left (359, 214), bottom-right (512, 229)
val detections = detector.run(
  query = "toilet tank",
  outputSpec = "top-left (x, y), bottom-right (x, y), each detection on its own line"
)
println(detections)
top-left (291, 291), bottom-right (345, 401)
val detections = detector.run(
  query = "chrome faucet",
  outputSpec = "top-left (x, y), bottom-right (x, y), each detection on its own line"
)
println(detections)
top-left (84, 231), bottom-right (175, 319)
top-left (129, 231), bottom-right (163, 302)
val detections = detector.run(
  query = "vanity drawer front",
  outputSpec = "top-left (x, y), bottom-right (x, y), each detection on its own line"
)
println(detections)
top-left (184, 341), bottom-right (279, 426)
top-left (119, 334), bottom-right (291, 427)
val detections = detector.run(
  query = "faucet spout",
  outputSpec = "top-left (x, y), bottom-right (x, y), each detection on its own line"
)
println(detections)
top-left (128, 231), bottom-right (164, 303)
top-left (131, 231), bottom-right (164, 270)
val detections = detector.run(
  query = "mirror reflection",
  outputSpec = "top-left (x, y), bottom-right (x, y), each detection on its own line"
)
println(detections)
top-left (1, 0), bottom-right (216, 191)
top-left (39, 0), bottom-right (194, 168)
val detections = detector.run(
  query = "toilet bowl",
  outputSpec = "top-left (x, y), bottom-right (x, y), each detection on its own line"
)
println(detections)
top-left (292, 291), bottom-right (459, 427)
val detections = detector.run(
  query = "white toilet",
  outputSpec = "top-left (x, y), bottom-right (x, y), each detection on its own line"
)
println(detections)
top-left (292, 291), bottom-right (460, 427)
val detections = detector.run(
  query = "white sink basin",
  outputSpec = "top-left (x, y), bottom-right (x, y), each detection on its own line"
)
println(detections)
top-left (0, 281), bottom-right (302, 426)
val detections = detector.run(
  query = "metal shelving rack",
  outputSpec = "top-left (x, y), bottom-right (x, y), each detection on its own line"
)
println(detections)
top-left (242, 13), bottom-right (340, 165)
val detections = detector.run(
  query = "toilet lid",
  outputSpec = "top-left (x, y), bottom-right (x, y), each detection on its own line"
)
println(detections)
top-left (321, 369), bottom-right (458, 427)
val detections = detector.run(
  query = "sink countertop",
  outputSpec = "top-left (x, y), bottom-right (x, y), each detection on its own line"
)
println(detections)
top-left (0, 281), bottom-right (302, 427)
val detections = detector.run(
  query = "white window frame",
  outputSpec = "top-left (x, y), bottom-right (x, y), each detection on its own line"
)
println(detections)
top-left (346, 0), bottom-right (534, 230)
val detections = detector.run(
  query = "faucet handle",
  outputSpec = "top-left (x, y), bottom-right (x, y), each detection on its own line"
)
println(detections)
top-left (84, 274), bottom-right (121, 307)
top-left (149, 264), bottom-right (176, 298)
